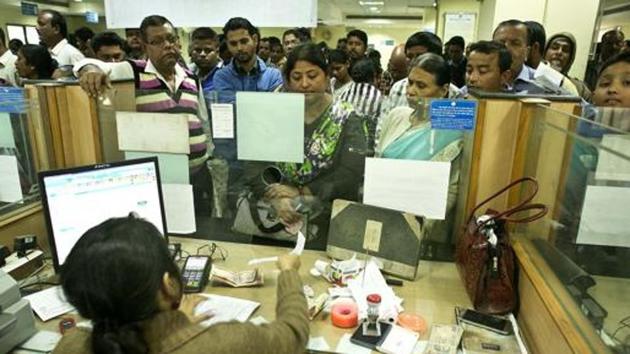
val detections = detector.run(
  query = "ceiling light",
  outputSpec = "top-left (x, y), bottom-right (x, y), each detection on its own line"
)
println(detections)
top-left (359, 1), bottom-right (385, 6)
top-left (369, 6), bottom-right (380, 11)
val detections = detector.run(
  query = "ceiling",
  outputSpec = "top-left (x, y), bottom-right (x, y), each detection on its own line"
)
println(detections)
top-left (318, 0), bottom-right (435, 26)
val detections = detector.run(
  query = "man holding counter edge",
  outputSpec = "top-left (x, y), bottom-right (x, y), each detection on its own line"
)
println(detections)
top-left (73, 15), bottom-right (212, 213)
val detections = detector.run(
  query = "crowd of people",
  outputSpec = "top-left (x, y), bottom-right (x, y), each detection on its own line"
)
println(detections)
top-left (1, 8), bottom-right (628, 354)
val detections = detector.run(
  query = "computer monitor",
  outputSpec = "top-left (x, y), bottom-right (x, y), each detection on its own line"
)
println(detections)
top-left (38, 157), bottom-right (168, 271)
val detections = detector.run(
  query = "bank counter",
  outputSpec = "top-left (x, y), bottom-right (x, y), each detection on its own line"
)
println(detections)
top-left (0, 82), bottom-right (628, 353)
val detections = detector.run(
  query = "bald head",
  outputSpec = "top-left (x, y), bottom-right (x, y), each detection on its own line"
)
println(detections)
top-left (388, 44), bottom-right (408, 82)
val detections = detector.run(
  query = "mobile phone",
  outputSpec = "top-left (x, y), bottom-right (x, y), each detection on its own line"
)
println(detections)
top-left (457, 307), bottom-right (512, 335)
top-left (181, 256), bottom-right (212, 293)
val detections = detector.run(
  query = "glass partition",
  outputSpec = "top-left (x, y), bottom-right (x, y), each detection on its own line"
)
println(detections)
top-left (0, 87), bottom-right (41, 216)
top-left (521, 103), bottom-right (630, 351)
top-left (92, 87), bottom-right (475, 261)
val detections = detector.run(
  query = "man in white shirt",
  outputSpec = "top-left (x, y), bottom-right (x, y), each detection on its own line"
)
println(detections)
top-left (37, 9), bottom-right (84, 68)
top-left (0, 28), bottom-right (17, 86)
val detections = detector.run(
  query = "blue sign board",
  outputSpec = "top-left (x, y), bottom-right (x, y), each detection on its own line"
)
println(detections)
top-left (0, 88), bottom-right (27, 113)
top-left (85, 11), bottom-right (99, 24)
top-left (21, 2), bottom-right (38, 16)
top-left (429, 99), bottom-right (477, 130)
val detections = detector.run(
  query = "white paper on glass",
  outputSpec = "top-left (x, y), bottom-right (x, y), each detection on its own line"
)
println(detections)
top-left (162, 183), bottom-right (196, 234)
top-left (236, 92), bottom-right (304, 163)
top-left (210, 103), bottom-right (235, 139)
top-left (595, 134), bottom-right (630, 182)
top-left (577, 185), bottom-right (630, 247)
top-left (0, 155), bottom-right (22, 203)
top-left (125, 151), bottom-right (189, 184)
top-left (0, 113), bottom-right (16, 148)
top-left (116, 112), bottom-right (190, 154)
top-left (363, 158), bottom-right (451, 219)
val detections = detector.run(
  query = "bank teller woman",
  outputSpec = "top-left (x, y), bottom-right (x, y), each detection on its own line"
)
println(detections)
top-left (53, 216), bottom-right (308, 354)
top-left (375, 53), bottom-right (463, 259)
top-left (245, 43), bottom-right (367, 250)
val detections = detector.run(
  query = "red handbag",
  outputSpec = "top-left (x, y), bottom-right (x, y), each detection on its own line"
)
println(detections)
top-left (456, 177), bottom-right (548, 315)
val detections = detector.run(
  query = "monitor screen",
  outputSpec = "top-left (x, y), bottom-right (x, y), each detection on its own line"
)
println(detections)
top-left (39, 158), bottom-right (167, 269)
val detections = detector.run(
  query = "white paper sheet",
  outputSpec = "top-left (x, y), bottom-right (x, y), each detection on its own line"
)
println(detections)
top-left (335, 333), bottom-right (372, 354)
top-left (0, 155), bottom-right (22, 203)
top-left (24, 286), bottom-right (75, 322)
top-left (195, 294), bottom-right (260, 327)
top-left (162, 183), bottom-right (196, 234)
top-left (210, 103), bottom-right (235, 139)
top-left (116, 112), bottom-right (190, 154)
top-left (346, 260), bottom-right (403, 321)
top-left (248, 231), bottom-right (306, 265)
top-left (249, 315), bottom-right (270, 326)
top-left (236, 92), bottom-right (304, 163)
top-left (534, 62), bottom-right (564, 87)
top-left (125, 151), bottom-right (189, 184)
top-left (18, 330), bottom-right (62, 352)
top-left (307, 336), bottom-right (331, 351)
top-left (0, 113), bottom-right (15, 148)
top-left (577, 185), bottom-right (630, 247)
top-left (595, 134), bottom-right (630, 182)
top-left (377, 324), bottom-right (419, 354)
top-left (363, 158), bottom-right (451, 219)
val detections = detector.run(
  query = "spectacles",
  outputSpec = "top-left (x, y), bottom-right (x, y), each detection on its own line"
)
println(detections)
top-left (196, 242), bottom-right (228, 261)
top-left (147, 35), bottom-right (179, 47)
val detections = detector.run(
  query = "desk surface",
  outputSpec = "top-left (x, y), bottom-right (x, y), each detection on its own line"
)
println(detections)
top-left (36, 236), bottom-right (472, 353)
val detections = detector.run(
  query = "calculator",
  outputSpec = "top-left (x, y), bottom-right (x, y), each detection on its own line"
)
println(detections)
top-left (181, 256), bottom-right (212, 293)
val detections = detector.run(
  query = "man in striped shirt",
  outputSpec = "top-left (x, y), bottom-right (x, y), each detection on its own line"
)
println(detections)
top-left (337, 58), bottom-right (383, 150)
top-left (74, 15), bottom-right (213, 213)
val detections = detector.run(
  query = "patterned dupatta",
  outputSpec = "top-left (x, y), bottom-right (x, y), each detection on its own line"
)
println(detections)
top-left (279, 100), bottom-right (354, 185)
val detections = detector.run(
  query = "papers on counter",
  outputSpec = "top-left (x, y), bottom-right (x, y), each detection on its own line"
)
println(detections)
top-left (18, 330), bottom-right (62, 352)
top-left (363, 158), bottom-right (451, 219)
top-left (24, 286), bottom-right (75, 322)
top-left (346, 260), bottom-right (403, 322)
top-left (307, 336), bottom-right (331, 352)
top-left (195, 294), bottom-right (260, 327)
top-left (377, 324), bottom-right (419, 354)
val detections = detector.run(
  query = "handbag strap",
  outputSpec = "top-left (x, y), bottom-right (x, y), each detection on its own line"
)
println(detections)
top-left (468, 177), bottom-right (539, 225)
top-left (248, 196), bottom-right (286, 234)
top-left (475, 203), bottom-right (548, 233)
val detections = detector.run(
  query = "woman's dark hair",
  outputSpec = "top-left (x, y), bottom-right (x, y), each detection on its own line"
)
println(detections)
top-left (61, 216), bottom-right (180, 354)
top-left (283, 43), bottom-right (328, 79)
top-left (19, 45), bottom-right (57, 79)
top-left (140, 15), bottom-right (176, 41)
top-left (408, 53), bottom-right (451, 86)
